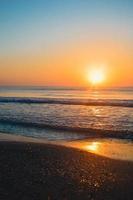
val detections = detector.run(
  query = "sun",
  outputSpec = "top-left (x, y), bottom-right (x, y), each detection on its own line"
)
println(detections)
top-left (88, 68), bottom-right (105, 85)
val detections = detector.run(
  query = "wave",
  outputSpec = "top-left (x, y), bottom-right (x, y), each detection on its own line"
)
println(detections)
top-left (0, 97), bottom-right (133, 107)
top-left (0, 119), bottom-right (133, 140)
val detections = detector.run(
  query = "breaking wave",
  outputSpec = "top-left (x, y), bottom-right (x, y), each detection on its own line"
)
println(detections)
top-left (0, 97), bottom-right (133, 107)
top-left (0, 119), bottom-right (133, 140)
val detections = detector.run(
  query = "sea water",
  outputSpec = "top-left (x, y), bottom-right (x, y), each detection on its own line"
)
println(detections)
top-left (0, 86), bottom-right (133, 141)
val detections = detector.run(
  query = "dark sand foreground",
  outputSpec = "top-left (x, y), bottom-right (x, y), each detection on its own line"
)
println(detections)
top-left (0, 141), bottom-right (133, 200)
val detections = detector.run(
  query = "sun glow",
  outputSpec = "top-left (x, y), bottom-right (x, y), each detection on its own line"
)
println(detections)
top-left (88, 68), bottom-right (105, 85)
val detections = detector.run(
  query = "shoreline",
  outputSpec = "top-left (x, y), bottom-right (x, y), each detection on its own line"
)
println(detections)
top-left (0, 132), bottom-right (133, 161)
top-left (0, 132), bottom-right (53, 144)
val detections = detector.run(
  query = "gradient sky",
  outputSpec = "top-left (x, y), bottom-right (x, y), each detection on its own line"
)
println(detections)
top-left (0, 0), bottom-right (133, 86)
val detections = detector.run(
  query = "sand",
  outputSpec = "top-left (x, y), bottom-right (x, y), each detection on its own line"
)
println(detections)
top-left (0, 139), bottom-right (133, 200)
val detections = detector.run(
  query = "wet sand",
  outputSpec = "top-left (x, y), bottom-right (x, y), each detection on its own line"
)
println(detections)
top-left (0, 140), bottom-right (133, 200)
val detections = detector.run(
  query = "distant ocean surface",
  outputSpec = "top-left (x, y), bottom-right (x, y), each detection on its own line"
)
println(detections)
top-left (0, 86), bottom-right (133, 141)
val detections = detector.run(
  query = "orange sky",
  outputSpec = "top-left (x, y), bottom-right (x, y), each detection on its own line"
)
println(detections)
top-left (0, 39), bottom-right (132, 87)
top-left (0, 0), bottom-right (132, 87)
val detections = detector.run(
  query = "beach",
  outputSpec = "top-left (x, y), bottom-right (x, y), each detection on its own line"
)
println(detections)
top-left (1, 0), bottom-right (133, 198)
top-left (0, 87), bottom-right (133, 199)
top-left (0, 135), bottom-right (133, 200)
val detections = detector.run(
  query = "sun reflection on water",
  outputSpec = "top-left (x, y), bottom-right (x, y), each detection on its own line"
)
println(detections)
top-left (85, 142), bottom-right (100, 152)
top-left (64, 139), bottom-right (133, 161)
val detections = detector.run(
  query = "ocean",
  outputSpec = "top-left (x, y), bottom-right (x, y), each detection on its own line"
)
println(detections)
top-left (0, 86), bottom-right (133, 141)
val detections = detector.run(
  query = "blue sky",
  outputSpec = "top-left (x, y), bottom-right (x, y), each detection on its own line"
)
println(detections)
top-left (0, 0), bottom-right (132, 54)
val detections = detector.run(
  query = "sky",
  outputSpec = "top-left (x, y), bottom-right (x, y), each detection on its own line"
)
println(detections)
top-left (0, 0), bottom-right (133, 87)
